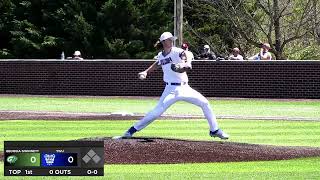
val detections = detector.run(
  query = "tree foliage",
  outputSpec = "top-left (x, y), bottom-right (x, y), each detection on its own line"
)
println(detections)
top-left (183, 0), bottom-right (235, 57)
top-left (208, 0), bottom-right (320, 59)
top-left (0, 0), bottom-right (173, 59)
top-left (1, 0), bottom-right (320, 59)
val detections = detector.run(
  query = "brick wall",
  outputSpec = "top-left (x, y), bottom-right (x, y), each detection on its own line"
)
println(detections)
top-left (0, 60), bottom-right (319, 98)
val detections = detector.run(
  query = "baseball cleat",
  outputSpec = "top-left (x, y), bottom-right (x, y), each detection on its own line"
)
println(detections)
top-left (112, 131), bottom-right (133, 140)
top-left (112, 136), bottom-right (124, 140)
top-left (210, 129), bottom-right (229, 140)
top-left (122, 131), bottom-right (133, 138)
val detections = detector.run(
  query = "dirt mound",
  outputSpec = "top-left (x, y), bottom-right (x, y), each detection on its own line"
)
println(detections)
top-left (78, 137), bottom-right (320, 164)
top-left (1, 137), bottom-right (319, 164)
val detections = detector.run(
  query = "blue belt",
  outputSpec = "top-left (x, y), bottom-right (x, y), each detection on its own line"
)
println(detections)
top-left (166, 82), bottom-right (187, 86)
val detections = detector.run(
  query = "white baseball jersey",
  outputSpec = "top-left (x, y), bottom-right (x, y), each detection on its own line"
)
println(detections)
top-left (185, 50), bottom-right (194, 63)
top-left (156, 47), bottom-right (191, 83)
top-left (229, 54), bottom-right (244, 60)
top-left (133, 47), bottom-right (220, 133)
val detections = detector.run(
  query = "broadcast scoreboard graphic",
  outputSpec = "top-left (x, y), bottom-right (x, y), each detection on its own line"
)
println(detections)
top-left (4, 141), bottom-right (104, 176)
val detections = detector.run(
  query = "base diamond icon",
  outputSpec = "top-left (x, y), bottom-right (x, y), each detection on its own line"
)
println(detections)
top-left (82, 154), bottom-right (91, 163)
top-left (82, 149), bottom-right (101, 164)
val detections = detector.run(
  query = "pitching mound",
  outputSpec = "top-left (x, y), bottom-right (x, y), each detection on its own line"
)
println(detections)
top-left (79, 137), bottom-right (320, 164)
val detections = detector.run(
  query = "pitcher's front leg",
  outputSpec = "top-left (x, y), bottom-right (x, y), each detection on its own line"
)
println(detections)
top-left (121, 92), bottom-right (178, 138)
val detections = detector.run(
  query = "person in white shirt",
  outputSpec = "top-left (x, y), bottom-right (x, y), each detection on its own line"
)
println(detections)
top-left (249, 43), bottom-right (272, 60)
top-left (229, 48), bottom-right (244, 60)
top-left (181, 42), bottom-right (195, 62)
top-left (259, 43), bottom-right (272, 60)
top-left (114, 32), bottom-right (229, 140)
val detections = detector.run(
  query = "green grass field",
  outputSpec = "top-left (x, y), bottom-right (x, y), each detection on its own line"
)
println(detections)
top-left (1, 119), bottom-right (320, 149)
top-left (0, 96), bottom-right (319, 118)
top-left (0, 96), bottom-right (320, 179)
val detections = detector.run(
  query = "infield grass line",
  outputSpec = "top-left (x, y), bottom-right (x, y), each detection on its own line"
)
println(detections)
top-left (0, 96), bottom-right (319, 118)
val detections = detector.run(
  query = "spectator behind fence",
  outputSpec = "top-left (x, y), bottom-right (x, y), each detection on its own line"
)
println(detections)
top-left (249, 43), bottom-right (272, 60)
top-left (181, 42), bottom-right (195, 62)
top-left (197, 45), bottom-right (216, 60)
top-left (67, 50), bottom-right (84, 60)
top-left (229, 48), bottom-right (244, 60)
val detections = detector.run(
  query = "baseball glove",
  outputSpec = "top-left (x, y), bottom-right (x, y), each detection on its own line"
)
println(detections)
top-left (171, 63), bottom-right (189, 73)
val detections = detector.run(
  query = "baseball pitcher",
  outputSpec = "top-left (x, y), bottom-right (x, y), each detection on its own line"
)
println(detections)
top-left (115, 32), bottom-right (229, 140)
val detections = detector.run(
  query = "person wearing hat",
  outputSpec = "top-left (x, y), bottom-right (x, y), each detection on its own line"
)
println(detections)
top-left (114, 32), bottom-right (229, 140)
top-left (181, 42), bottom-right (195, 62)
top-left (197, 45), bottom-right (216, 60)
top-left (72, 50), bottom-right (83, 60)
top-left (229, 47), bottom-right (244, 60)
top-left (259, 43), bottom-right (272, 60)
top-left (249, 43), bottom-right (272, 60)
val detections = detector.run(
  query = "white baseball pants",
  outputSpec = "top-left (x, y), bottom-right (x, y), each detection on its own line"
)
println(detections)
top-left (133, 84), bottom-right (219, 132)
